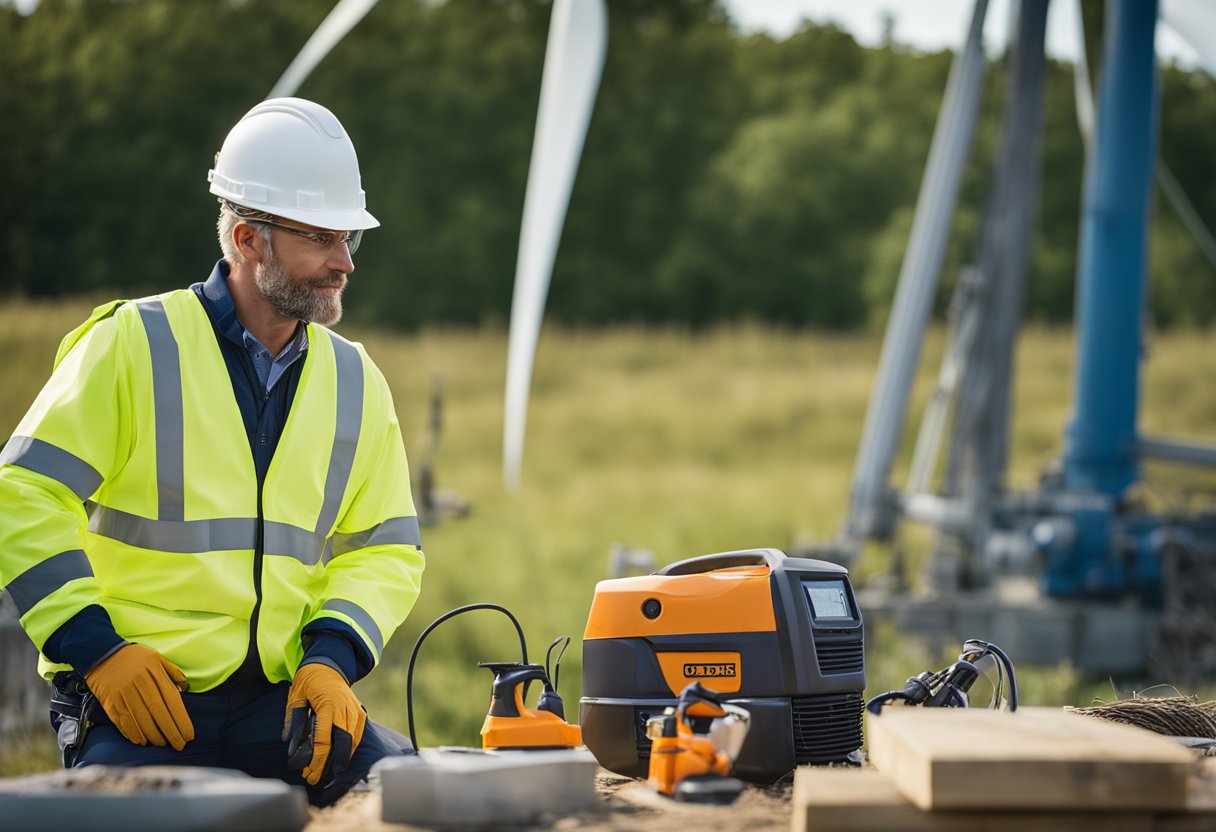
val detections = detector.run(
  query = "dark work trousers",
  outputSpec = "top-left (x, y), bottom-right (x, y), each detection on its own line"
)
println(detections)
top-left (67, 678), bottom-right (406, 808)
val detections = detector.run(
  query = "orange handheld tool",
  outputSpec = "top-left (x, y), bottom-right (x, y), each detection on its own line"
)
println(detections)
top-left (479, 660), bottom-right (582, 750)
top-left (645, 682), bottom-right (750, 803)
top-left (406, 604), bottom-right (582, 753)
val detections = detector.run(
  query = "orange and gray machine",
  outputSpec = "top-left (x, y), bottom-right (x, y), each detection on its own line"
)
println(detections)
top-left (579, 549), bottom-right (865, 783)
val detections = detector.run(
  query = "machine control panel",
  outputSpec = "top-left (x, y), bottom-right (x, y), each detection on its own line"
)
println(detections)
top-left (800, 577), bottom-right (860, 627)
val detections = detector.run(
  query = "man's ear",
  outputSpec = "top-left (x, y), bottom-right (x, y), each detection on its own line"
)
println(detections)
top-left (234, 222), bottom-right (267, 264)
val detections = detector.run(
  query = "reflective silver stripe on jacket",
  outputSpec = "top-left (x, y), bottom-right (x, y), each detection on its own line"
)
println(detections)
top-left (322, 598), bottom-right (384, 658)
top-left (90, 507), bottom-right (420, 565)
top-left (323, 516), bottom-right (422, 563)
top-left (0, 436), bottom-right (103, 500)
top-left (88, 504), bottom-right (257, 553)
top-left (135, 299), bottom-right (185, 522)
top-left (89, 505), bottom-right (341, 566)
top-left (314, 335), bottom-right (364, 538)
top-left (264, 521), bottom-right (326, 566)
top-left (5, 550), bottom-right (93, 616)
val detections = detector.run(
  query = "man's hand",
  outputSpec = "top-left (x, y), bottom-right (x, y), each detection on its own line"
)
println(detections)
top-left (84, 643), bottom-right (194, 751)
top-left (282, 663), bottom-right (366, 786)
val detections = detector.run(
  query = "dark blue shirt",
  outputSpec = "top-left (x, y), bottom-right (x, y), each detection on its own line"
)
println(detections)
top-left (243, 326), bottom-right (308, 393)
top-left (191, 261), bottom-right (305, 485)
top-left (44, 262), bottom-right (370, 684)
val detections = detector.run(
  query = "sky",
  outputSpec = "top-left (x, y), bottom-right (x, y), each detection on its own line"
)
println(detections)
top-left (723, 0), bottom-right (1039, 52)
top-left (718, 0), bottom-right (1209, 69)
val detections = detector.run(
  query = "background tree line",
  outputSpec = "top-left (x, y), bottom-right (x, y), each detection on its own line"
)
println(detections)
top-left (3, 0), bottom-right (1214, 329)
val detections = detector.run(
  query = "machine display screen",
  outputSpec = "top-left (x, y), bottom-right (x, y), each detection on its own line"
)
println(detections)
top-left (803, 580), bottom-right (853, 620)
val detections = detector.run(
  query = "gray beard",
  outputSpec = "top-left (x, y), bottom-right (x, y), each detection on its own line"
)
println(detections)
top-left (254, 254), bottom-right (344, 326)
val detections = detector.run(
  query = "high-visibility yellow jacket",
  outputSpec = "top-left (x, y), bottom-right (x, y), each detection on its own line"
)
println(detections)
top-left (0, 289), bottom-right (425, 690)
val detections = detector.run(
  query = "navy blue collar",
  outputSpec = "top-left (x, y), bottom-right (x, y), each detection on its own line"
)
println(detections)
top-left (198, 259), bottom-right (306, 352)
top-left (200, 260), bottom-right (250, 349)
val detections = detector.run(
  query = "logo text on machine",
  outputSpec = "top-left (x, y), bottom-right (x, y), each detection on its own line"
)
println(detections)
top-left (683, 663), bottom-right (737, 678)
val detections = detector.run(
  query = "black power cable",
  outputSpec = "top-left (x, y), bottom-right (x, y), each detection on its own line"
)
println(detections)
top-left (960, 639), bottom-right (1018, 711)
top-left (405, 603), bottom-right (529, 752)
top-left (865, 639), bottom-right (1018, 715)
top-left (545, 635), bottom-right (570, 693)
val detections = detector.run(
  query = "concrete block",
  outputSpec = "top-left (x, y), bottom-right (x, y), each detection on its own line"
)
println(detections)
top-left (0, 765), bottom-right (309, 832)
top-left (376, 747), bottom-right (599, 828)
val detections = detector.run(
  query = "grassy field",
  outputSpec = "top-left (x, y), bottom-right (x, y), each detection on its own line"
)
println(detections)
top-left (2, 296), bottom-right (1215, 768)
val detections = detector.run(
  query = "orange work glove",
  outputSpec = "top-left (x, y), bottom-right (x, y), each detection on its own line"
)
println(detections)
top-left (282, 663), bottom-right (367, 786)
top-left (84, 643), bottom-right (195, 751)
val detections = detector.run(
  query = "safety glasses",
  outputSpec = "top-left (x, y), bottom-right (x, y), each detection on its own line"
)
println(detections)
top-left (222, 201), bottom-right (362, 254)
top-left (249, 217), bottom-right (363, 255)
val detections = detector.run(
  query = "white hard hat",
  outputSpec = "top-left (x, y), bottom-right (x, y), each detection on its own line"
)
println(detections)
top-left (208, 97), bottom-right (379, 231)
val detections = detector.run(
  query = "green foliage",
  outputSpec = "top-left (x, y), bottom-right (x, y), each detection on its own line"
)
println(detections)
top-left (2, 0), bottom-right (1215, 327)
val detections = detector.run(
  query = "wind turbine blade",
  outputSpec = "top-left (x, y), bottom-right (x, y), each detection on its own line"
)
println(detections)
top-left (502, 0), bottom-right (607, 490)
top-left (1140, 3), bottom-right (1216, 272)
top-left (268, 0), bottom-right (381, 99)
top-left (1160, 0), bottom-right (1216, 77)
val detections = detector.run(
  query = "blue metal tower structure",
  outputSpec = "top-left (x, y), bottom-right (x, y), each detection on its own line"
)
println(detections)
top-left (1065, 0), bottom-right (1158, 501)
top-left (1047, 0), bottom-right (1162, 598)
top-left (843, 0), bottom-right (1216, 675)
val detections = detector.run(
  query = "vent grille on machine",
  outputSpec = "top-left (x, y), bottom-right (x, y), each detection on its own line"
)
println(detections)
top-left (814, 637), bottom-right (865, 675)
top-left (791, 691), bottom-right (864, 764)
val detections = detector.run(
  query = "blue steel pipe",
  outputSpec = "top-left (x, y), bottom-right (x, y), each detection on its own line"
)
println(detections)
top-left (1063, 0), bottom-right (1159, 496)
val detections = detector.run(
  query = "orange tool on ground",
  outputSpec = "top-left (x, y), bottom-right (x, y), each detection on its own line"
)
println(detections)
top-left (646, 682), bottom-right (751, 803)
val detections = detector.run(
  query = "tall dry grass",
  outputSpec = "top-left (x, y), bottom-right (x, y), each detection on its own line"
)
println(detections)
top-left (1, 297), bottom-right (1214, 752)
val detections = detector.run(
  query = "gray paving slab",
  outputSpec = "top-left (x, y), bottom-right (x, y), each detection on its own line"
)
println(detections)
top-left (0, 765), bottom-right (309, 832)
top-left (377, 747), bottom-right (599, 828)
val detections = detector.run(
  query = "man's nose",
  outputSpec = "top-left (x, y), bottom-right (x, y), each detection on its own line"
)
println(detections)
top-left (328, 240), bottom-right (355, 274)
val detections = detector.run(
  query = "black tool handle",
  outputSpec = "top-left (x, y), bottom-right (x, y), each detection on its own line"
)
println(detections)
top-left (481, 663), bottom-right (548, 717)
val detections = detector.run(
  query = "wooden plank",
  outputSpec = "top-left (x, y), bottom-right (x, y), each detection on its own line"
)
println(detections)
top-left (793, 767), bottom-right (1154, 832)
top-left (1156, 757), bottom-right (1216, 832)
top-left (866, 707), bottom-right (1193, 811)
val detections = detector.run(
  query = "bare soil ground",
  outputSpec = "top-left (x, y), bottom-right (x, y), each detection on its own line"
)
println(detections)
top-left (304, 770), bottom-right (794, 832)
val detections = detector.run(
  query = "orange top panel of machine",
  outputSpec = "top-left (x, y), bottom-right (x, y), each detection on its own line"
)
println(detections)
top-left (583, 566), bottom-right (776, 639)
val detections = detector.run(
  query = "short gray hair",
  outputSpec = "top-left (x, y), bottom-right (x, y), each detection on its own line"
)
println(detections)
top-left (217, 204), bottom-right (273, 264)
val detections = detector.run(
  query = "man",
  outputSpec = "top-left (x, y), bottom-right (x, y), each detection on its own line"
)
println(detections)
top-left (0, 98), bottom-right (425, 807)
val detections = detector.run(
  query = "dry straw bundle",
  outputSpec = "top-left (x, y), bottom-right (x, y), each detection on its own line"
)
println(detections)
top-left (1069, 696), bottom-right (1216, 739)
